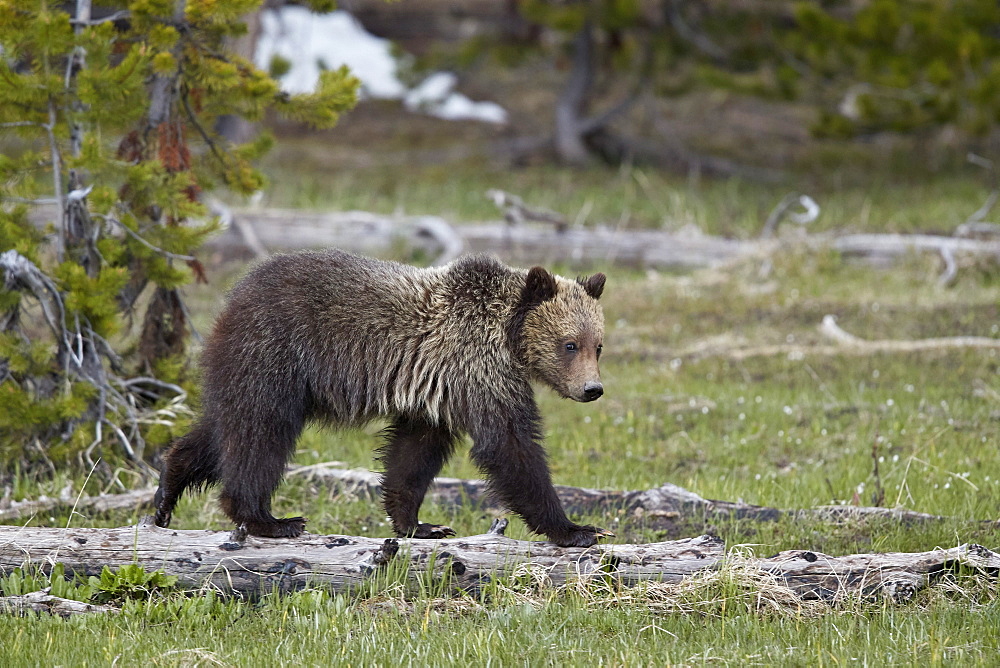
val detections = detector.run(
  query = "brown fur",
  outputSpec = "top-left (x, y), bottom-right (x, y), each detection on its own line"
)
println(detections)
top-left (154, 250), bottom-right (608, 546)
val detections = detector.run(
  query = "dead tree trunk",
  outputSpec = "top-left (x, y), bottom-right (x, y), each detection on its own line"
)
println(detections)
top-left (0, 591), bottom-right (118, 617)
top-left (0, 522), bottom-right (722, 598)
top-left (201, 209), bottom-right (1000, 275)
top-left (554, 23), bottom-right (596, 165)
top-left (291, 466), bottom-right (996, 530)
top-left (28, 201), bottom-right (1000, 274)
top-left (5, 466), bottom-right (995, 530)
top-left (1, 522), bottom-right (995, 602)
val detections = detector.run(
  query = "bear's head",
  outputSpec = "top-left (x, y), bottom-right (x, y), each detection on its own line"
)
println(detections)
top-left (518, 266), bottom-right (606, 402)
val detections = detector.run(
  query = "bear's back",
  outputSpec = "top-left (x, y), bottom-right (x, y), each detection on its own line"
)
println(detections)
top-left (203, 250), bottom-right (525, 428)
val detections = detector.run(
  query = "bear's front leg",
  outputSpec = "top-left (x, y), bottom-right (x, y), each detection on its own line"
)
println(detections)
top-left (469, 406), bottom-right (612, 548)
top-left (379, 416), bottom-right (459, 539)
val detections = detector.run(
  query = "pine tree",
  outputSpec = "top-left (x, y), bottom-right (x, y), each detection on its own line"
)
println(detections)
top-left (792, 1), bottom-right (1000, 138)
top-left (506, 1), bottom-right (800, 166)
top-left (497, 1), bottom-right (1000, 165)
top-left (0, 1), bottom-right (357, 478)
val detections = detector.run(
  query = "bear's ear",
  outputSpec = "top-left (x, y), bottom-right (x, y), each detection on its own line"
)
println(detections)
top-left (578, 273), bottom-right (606, 300)
top-left (524, 266), bottom-right (558, 304)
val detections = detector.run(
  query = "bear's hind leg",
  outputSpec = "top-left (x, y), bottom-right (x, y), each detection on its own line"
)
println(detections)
top-left (379, 416), bottom-right (457, 539)
top-left (218, 464), bottom-right (307, 539)
top-left (217, 416), bottom-right (307, 538)
top-left (154, 422), bottom-right (219, 528)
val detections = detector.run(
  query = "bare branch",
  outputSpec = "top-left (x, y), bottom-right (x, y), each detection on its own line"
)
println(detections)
top-left (665, 0), bottom-right (728, 61)
top-left (44, 103), bottom-right (66, 262)
top-left (410, 215), bottom-right (463, 266)
top-left (180, 85), bottom-right (230, 173)
top-left (70, 9), bottom-right (129, 26)
top-left (818, 315), bottom-right (1000, 352)
top-left (1, 249), bottom-right (190, 472)
top-left (0, 197), bottom-right (59, 205)
top-left (761, 193), bottom-right (820, 239)
top-left (0, 250), bottom-right (67, 341)
top-left (486, 189), bottom-right (567, 231)
top-left (938, 247), bottom-right (958, 287)
top-left (118, 376), bottom-right (187, 399)
top-left (95, 214), bottom-right (196, 262)
top-left (965, 152), bottom-right (999, 227)
top-left (175, 292), bottom-right (203, 345)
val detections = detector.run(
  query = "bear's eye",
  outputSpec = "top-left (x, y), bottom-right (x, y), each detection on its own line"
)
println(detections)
top-left (596, 344), bottom-right (603, 358)
top-left (565, 342), bottom-right (577, 352)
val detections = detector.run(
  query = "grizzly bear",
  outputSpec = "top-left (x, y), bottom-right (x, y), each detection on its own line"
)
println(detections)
top-left (153, 250), bottom-right (610, 547)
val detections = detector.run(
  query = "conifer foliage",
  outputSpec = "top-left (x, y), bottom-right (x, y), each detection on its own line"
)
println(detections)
top-left (0, 1), bottom-right (357, 477)
top-left (793, 1), bottom-right (1000, 138)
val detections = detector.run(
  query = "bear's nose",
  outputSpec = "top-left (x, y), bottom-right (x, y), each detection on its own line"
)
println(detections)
top-left (583, 382), bottom-right (603, 401)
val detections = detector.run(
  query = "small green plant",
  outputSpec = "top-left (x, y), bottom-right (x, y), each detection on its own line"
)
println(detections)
top-left (86, 564), bottom-right (178, 605)
top-left (0, 562), bottom-right (179, 605)
top-left (0, 563), bottom-right (90, 601)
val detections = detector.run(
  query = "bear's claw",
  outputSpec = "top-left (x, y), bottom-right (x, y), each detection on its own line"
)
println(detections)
top-left (245, 516), bottom-right (308, 538)
top-left (407, 523), bottom-right (456, 539)
top-left (548, 524), bottom-right (613, 547)
top-left (153, 508), bottom-right (172, 528)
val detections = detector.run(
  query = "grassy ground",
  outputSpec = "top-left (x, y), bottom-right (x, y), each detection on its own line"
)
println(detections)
top-left (5, 151), bottom-right (1000, 664)
top-left (258, 140), bottom-right (994, 239)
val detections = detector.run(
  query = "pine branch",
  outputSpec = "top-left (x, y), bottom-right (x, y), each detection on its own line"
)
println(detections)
top-left (94, 214), bottom-right (196, 262)
top-left (70, 10), bottom-right (129, 27)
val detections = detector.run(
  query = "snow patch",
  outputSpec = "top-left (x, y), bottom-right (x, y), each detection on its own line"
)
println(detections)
top-left (403, 72), bottom-right (508, 124)
top-left (256, 7), bottom-right (507, 125)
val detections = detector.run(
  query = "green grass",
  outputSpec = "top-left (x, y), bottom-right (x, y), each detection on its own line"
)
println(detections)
top-left (5, 165), bottom-right (1000, 665)
top-left (257, 138), bottom-right (995, 239)
top-left (1, 578), bottom-right (998, 666)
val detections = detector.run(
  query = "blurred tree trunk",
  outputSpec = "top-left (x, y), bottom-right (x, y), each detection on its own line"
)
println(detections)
top-left (216, 8), bottom-right (266, 144)
top-left (554, 22), bottom-right (595, 165)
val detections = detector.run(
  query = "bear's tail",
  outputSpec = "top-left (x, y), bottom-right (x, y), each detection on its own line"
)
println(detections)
top-left (153, 421), bottom-right (219, 528)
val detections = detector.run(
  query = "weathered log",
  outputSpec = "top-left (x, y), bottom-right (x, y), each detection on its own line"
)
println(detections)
top-left (0, 590), bottom-right (118, 617)
top-left (205, 209), bottom-right (1000, 272)
top-left (295, 466), bottom-right (988, 529)
top-left (0, 522), bottom-right (723, 598)
top-left (0, 489), bottom-right (158, 523)
top-left (1, 522), bottom-right (995, 602)
top-left (4, 463), bottom-right (990, 531)
top-left (755, 543), bottom-right (999, 602)
top-left (830, 233), bottom-right (1000, 262)
top-left (29, 202), bottom-right (1000, 271)
top-left (671, 314), bottom-right (1000, 361)
top-left (203, 209), bottom-right (756, 269)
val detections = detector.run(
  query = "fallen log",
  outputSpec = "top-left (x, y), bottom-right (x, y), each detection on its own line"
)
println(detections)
top-left (207, 209), bottom-right (1000, 275)
top-left (204, 208), bottom-right (755, 269)
top-left (752, 542), bottom-right (999, 602)
top-left (295, 466), bottom-right (985, 529)
top-left (0, 590), bottom-right (118, 617)
top-left (0, 521), bottom-right (995, 602)
top-left (28, 202), bottom-right (1000, 272)
top-left (0, 521), bottom-right (723, 599)
top-left (670, 314), bottom-right (1000, 361)
top-left (830, 233), bottom-right (1000, 262)
top-left (4, 463), bottom-right (989, 532)
top-left (0, 489), bottom-right (158, 523)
